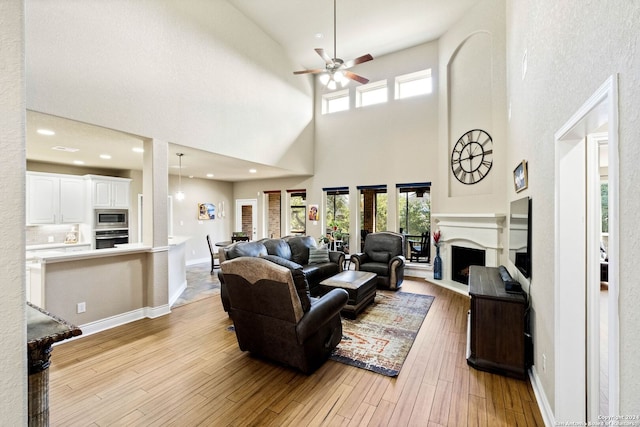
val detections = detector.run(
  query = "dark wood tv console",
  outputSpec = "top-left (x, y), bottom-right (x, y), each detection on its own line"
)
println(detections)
top-left (467, 265), bottom-right (529, 380)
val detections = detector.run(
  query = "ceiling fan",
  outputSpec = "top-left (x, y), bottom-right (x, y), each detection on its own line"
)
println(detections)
top-left (293, 0), bottom-right (373, 89)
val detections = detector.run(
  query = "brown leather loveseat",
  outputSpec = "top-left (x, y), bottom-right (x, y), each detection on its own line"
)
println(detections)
top-left (218, 236), bottom-right (344, 311)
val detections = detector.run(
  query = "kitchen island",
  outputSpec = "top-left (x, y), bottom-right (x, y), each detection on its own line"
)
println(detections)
top-left (26, 239), bottom-right (187, 337)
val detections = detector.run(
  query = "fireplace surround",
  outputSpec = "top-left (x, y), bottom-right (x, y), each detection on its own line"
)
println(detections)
top-left (430, 213), bottom-right (506, 293)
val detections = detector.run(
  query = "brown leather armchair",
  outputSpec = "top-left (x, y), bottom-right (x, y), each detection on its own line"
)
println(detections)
top-left (352, 231), bottom-right (405, 290)
top-left (221, 256), bottom-right (348, 374)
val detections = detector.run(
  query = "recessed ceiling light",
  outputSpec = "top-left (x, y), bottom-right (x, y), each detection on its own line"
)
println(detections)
top-left (37, 129), bottom-right (55, 136)
top-left (73, 160), bottom-right (85, 165)
top-left (51, 146), bottom-right (79, 152)
top-left (315, 33), bottom-right (324, 39)
top-left (99, 154), bottom-right (112, 159)
top-left (206, 173), bottom-right (214, 178)
top-left (249, 169), bottom-right (257, 174)
top-left (132, 147), bottom-right (144, 153)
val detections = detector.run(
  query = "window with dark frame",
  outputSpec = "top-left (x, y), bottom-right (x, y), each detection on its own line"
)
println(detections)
top-left (397, 183), bottom-right (431, 236)
top-left (288, 190), bottom-right (306, 235)
top-left (358, 185), bottom-right (387, 234)
top-left (324, 187), bottom-right (350, 234)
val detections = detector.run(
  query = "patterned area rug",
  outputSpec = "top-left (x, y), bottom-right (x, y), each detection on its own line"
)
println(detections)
top-left (330, 290), bottom-right (435, 377)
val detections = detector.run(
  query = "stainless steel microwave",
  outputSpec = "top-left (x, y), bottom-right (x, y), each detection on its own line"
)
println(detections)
top-left (95, 209), bottom-right (128, 229)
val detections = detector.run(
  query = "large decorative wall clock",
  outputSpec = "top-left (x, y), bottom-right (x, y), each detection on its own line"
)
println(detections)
top-left (450, 129), bottom-right (493, 185)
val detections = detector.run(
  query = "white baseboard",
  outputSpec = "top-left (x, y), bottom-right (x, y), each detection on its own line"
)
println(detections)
top-left (145, 304), bottom-right (171, 319)
top-left (405, 263), bottom-right (430, 279)
top-left (187, 257), bottom-right (210, 266)
top-left (529, 365), bottom-right (555, 426)
top-left (56, 305), bottom-right (172, 343)
top-left (169, 280), bottom-right (188, 307)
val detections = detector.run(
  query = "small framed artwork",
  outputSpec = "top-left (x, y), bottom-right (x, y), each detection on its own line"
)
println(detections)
top-left (513, 160), bottom-right (528, 193)
top-left (198, 203), bottom-right (216, 220)
top-left (309, 204), bottom-right (319, 221)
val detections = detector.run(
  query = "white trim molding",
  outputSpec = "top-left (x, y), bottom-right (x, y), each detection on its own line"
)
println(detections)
top-left (58, 305), bottom-right (172, 342)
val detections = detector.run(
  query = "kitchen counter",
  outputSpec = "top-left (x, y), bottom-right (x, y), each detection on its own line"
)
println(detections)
top-left (30, 244), bottom-right (151, 264)
top-left (26, 238), bottom-right (189, 330)
top-left (26, 244), bottom-right (151, 309)
top-left (26, 242), bottom-right (92, 262)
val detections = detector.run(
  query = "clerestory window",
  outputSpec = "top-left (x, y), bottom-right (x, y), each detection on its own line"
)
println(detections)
top-left (395, 69), bottom-right (432, 100)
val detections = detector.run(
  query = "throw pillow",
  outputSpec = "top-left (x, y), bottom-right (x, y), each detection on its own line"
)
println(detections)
top-left (308, 247), bottom-right (330, 264)
top-left (285, 236), bottom-right (316, 265)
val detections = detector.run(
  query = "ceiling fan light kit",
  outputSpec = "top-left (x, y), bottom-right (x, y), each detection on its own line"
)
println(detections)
top-left (293, 0), bottom-right (373, 89)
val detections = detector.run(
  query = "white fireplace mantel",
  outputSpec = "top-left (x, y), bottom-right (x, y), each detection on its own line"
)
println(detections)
top-left (429, 213), bottom-right (506, 294)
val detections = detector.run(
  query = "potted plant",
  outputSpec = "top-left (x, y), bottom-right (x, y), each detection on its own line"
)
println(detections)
top-left (318, 235), bottom-right (330, 247)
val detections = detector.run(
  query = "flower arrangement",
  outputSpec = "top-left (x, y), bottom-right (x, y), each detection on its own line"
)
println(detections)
top-left (432, 229), bottom-right (442, 246)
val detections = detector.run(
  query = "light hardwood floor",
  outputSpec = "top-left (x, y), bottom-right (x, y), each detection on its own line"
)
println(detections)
top-left (49, 277), bottom-right (544, 426)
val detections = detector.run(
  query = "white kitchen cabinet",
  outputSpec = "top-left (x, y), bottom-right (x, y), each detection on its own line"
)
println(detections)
top-left (91, 177), bottom-right (131, 208)
top-left (26, 173), bottom-right (86, 225)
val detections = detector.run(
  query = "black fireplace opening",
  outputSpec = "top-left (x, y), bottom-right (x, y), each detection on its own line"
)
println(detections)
top-left (451, 246), bottom-right (486, 285)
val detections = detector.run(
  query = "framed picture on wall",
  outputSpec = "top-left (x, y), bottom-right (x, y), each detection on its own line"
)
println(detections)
top-left (514, 160), bottom-right (528, 193)
top-left (198, 203), bottom-right (216, 220)
top-left (309, 204), bottom-right (319, 221)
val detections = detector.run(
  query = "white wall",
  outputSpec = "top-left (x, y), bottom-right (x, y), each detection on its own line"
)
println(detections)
top-left (232, 41), bottom-right (443, 244)
top-left (0, 0), bottom-right (28, 423)
top-left (26, 0), bottom-right (315, 175)
top-left (506, 0), bottom-right (640, 416)
top-left (315, 42), bottom-right (440, 192)
top-left (168, 175), bottom-right (234, 263)
top-left (16, 0), bottom-right (640, 419)
top-left (436, 0), bottom-right (508, 215)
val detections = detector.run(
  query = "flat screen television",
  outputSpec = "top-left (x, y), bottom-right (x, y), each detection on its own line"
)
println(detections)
top-left (508, 196), bottom-right (532, 278)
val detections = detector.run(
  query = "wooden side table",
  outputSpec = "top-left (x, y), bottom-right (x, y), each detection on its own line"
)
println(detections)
top-left (27, 303), bottom-right (82, 426)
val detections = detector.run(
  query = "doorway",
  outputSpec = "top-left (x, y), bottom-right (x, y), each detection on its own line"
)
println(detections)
top-left (235, 199), bottom-right (257, 240)
top-left (554, 76), bottom-right (619, 421)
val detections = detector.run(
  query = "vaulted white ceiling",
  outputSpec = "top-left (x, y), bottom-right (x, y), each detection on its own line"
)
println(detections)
top-left (26, 0), bottom-right (479, 181)
top-left (228, 0), bottom-right (479, 70)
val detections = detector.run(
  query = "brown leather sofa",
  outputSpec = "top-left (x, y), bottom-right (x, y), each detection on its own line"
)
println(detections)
top-left (221, 256), bottom-right (348, 374)
top-left (218, 236), bottom-right (344, 311)
top-left (351, 231), bottom-right (406, 290)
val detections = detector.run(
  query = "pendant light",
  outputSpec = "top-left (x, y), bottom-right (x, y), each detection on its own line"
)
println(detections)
top-left (175, 153), bottom-right (185, 201)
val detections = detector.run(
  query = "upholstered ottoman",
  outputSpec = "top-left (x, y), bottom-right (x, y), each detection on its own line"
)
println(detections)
top-left (319, 271), bottom-right (377, 318)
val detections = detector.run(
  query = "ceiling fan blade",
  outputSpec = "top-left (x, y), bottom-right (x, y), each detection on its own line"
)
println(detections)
top-left (293, 69), bottom-right (325, 75)
top-left (344, 54), bottom-right (373, 69)
top-left (315, 48), bottom-right (334, 65)
top-left (344, 71), bottom-right (369, 85)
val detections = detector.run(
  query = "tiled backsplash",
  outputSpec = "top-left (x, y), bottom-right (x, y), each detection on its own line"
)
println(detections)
top-left (26, 224), bottom-right (81, 246)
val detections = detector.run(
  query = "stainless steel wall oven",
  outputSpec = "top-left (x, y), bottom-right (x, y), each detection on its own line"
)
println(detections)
top-left (95, 229), bottom-right (129, 249)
